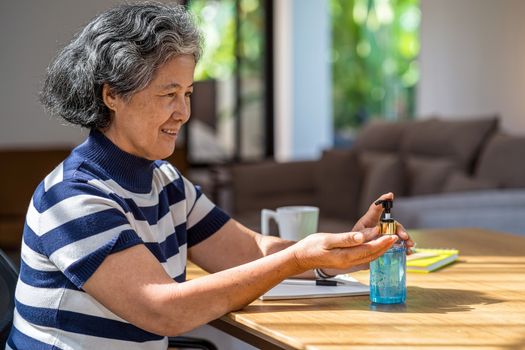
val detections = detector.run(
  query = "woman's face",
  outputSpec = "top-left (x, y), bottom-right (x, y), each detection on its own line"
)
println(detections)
top-left (103, 54), bottom-right (196, 160)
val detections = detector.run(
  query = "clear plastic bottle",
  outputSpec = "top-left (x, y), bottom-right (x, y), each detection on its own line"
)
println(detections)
top-left (369, 199), bottom-right (407, 304)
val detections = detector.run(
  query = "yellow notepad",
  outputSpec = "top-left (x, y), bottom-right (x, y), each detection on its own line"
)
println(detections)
top-left (407, 248), bottom-right (459, 273)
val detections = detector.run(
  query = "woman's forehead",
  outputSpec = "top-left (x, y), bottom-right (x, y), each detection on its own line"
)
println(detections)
top-left (151, 55), bottom-right (196, 88)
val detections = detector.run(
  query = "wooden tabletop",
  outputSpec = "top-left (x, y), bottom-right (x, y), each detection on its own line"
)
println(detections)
top-left (189, 228), bottom-right (525, 350)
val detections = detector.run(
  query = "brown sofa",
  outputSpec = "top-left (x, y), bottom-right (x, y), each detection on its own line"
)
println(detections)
top-left (227, 116), bottom-right (525, 235)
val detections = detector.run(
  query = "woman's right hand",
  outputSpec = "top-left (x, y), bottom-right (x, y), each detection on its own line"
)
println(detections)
top-left (290, 228), bottom-right (398, 273)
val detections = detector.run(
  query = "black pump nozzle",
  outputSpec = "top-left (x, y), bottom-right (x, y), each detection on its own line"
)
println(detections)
top-left (375, 199), bottom-right (393, 214)
top-left (375, 199), bottom-right (396, 233)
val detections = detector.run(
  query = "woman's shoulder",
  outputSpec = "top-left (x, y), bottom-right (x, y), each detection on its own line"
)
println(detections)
top-left (154, 159), bottom-right (179, 173)
top-left (153, 160), bottom-right (198, 196)
top-left (153, 159), bottom-right (184, 183)
top-left (31, 157), bottom-right (117, 210)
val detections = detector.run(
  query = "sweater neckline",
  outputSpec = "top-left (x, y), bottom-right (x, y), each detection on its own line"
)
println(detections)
top-left (74, 129), bottom-right (156, 193)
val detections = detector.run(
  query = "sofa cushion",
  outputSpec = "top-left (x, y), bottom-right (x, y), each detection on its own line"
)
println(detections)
top-left (401, 116), bottom-right (498, 172)
top-left (353, 119), bottom-right (410, 152)
top-left (442, 172), bottom-right (497, 193)
top-left (405, 156), bottom-right (457, 196)
top-left (395, 189), bottom-right (525, 235)
top-left (315, 149), bottom-right (361, 221)
top-left (358, 151), bottom-right (406, 215)
top-left (476, 133), bottom-right (525, 188)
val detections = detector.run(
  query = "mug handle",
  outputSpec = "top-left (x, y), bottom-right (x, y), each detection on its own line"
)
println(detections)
top-left (261, 209), bottom-right (277, 236)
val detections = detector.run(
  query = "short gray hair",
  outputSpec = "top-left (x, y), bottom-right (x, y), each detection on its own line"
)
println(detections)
top-left (41, 2), bottom-right (202, 129)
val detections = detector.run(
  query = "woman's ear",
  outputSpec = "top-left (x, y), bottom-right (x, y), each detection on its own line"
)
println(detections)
top-left (102, 84), bottom-right (118, 111)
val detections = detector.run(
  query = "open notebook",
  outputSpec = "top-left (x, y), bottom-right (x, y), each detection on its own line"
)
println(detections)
top-left (260, 275), bottom-right (369, 301)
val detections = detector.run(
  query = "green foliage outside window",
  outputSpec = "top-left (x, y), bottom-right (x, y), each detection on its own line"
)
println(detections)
top-left (331, 0), bottom-right (420, 131)
top-left (188, 0), bottom-right (263, 82)
top-left (187, 0), bottom-right (266, 161)
top-left (188, 0), bottom-right (236, 81)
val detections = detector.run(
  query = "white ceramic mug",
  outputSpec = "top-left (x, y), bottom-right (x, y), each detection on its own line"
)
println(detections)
top-left (261, 206), bottom-right (319, 241)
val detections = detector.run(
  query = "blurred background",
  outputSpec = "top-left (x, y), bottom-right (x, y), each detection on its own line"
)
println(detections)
top-left (2, 0), bottom-right (524, 157)
top-left (2, 0), bottom-right (525, 259)
top-left (2, 0), bottom-right (525, 256)
top-left (1, 1), bottom-right (525, 348)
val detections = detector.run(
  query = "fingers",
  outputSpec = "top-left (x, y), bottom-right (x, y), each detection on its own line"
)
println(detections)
top-left (395, 221), bottom-right (409, 240)
top-left (328, 234), bottom-right (398, 269)
top-left (367, 192), bottom-right (394, 218)
top-left (312, 219), bottom-right (413, 272)
top-left (349, 235), bottom-right (398, 265)
top-left (395, 222), bottom-right (415, 253)
top-left (360, 226), bottom-right (380, 242)
top-left (372, 192), bottom-right (395, 208)
top-left (323, 231), bottom-right (365, 250)
top-left (353, 192), bottom-right (395, 230)
top-left (375, 192), bottom-right (395, 203)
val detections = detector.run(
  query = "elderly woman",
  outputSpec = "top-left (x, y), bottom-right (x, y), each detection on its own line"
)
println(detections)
top-left (7, 3), bottom-right (412, 350)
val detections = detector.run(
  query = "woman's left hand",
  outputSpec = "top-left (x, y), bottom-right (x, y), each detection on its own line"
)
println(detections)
top-left (322, 192), bottom-right (414, 275)
top-left (353, 192), bottom-right (414, 247)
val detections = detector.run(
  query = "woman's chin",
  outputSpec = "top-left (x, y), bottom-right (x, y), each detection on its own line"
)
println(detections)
top-left (158, 146), bottom-right (177, 160)
top-left (149, 138), bottom-right (177, 160)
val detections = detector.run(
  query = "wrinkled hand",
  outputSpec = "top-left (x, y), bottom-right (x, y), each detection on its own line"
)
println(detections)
top-left (291, 229), bottom-right (399, 272)
top-left (293, 192), bottom-right (415, 275)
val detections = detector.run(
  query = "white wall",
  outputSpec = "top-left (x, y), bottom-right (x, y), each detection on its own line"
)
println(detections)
top-left (0, 0), bottom-right (129, 148)
top-left (274, 0), bottom-right (333, 161)
top-left (418, 0), bottom-right (525, 134)
top-left (2, 0), bottom-right (334, 159)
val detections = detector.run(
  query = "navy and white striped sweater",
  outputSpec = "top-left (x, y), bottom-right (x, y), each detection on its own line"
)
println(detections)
top-left (6, 129), bottom-right (230, 350)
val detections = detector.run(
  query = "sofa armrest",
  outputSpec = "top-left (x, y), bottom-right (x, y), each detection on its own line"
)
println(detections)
top-left (230, 160), bottom-right (318, 214)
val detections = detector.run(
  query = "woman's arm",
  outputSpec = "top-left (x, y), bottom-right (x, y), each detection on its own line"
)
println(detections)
top-left (187, 218), bottom-right (293, 273)
top-left (189, 192), bottom-right (413, 278)
top-left (83, 192), bottom-right (411, 336)
top-left (82, 228), bottom-right (396, 337)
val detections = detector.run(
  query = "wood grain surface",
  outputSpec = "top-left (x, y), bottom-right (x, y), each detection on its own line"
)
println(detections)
top-left (188, 228), bottom-right (525, 349)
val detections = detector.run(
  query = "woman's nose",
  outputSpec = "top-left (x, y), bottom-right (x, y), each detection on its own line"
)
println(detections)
top-left (172, 97), bottom-right (190, 123)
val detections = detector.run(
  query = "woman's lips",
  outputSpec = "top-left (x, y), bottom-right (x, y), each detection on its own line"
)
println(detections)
top-left (161, 128), bottom-right (178, 136)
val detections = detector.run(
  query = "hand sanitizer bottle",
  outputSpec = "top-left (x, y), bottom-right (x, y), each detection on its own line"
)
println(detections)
top-left (369, 199), bottom-right (406, 304)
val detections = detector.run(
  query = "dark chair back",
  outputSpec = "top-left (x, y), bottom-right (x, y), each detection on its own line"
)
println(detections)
top-left (0, 249), bottom-right (18, 346)
top-left (168, 335), bottom-right (218, 350)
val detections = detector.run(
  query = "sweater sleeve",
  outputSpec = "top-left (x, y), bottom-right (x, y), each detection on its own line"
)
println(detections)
top-left (181, 175), bottom-right (231, 247)
top-left (28, 180), bottom-right (143, 289)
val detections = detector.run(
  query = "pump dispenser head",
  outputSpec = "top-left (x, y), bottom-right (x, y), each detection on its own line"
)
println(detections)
top-left (374, 199), bottom-right (396, 235)
top-left (375, 199), bottom-right (393, 213)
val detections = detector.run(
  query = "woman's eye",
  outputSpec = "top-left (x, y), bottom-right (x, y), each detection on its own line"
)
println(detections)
top-left (163, 91), bottom-right (192, 98)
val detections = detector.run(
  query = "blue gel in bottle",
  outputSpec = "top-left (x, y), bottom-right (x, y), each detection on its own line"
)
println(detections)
top-left (369, 199), bottom-right (406, 304)
top-left (370, 241), bottom-right (406, 304)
